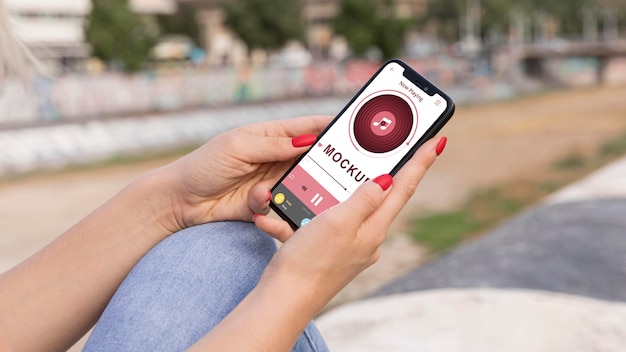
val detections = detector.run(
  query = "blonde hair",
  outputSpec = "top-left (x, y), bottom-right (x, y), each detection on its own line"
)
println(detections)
top-left (0, 0), bottom-right (32, 82)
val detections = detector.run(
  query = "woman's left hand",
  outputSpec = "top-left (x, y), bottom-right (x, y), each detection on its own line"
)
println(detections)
top-left (152, 115), bottom-right (332, 234)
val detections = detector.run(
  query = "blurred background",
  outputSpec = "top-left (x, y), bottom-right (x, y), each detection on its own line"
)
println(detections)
top-left (1, 0), bottom-right (626, 350)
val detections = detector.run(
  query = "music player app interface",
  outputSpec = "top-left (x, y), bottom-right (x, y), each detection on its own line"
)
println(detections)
top-left (272, 61), bottom-right (448, 227)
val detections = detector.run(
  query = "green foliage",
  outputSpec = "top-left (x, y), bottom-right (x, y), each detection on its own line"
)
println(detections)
top-left (222, 0), bottom-right (305, 51)
top-left (157, 4), bottom-right (201, 46)
top-left (411, 209), bottom-right (482, 253)
top-left (600, 132), bottom-right (626, 157)
top-left (425, 0), bottom-right (465, 43)
top-left (334, 0), bottom-right (411, 59)
top-left (554, 153), bottom-right (587, 170)
top-left (85, 0), bottom-right (159, 72)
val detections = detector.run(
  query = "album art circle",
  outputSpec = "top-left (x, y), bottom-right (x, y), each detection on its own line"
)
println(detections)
top-left (352, 94), bottom-right (415, 154)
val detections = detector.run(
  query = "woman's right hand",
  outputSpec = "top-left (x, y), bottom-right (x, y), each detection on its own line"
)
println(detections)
top-left (255, 136), bottom-right (447, 310)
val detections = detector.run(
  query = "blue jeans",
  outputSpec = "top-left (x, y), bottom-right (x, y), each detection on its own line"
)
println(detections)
top-left (83, 221), bottom-right (328, 351)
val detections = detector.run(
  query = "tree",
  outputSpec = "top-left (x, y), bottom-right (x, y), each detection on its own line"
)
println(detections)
top-left (85, 0), bottom-right (159, 72)
top-left (423, 0), bottom-right (464, 43)
top-left (157, 4), bottom-right (201, 46)
top-left (221, 0), bottom-right (305, 51)
top-left (334, 0), bottom-right (411, 60)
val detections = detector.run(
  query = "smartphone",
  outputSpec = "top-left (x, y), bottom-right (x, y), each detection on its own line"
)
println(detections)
top-left (270, 59), bottom-right (455, 229)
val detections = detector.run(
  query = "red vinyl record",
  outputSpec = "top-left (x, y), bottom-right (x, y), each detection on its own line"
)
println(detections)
top-left (353, 94), bottom-right (414, 153)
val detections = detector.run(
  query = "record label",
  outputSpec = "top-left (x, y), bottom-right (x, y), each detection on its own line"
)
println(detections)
top-left (353, 94), bottom-right (414, 154)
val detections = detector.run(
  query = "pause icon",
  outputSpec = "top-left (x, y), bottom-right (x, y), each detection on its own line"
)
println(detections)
top-left (311, 193), bottom-right (323, 207)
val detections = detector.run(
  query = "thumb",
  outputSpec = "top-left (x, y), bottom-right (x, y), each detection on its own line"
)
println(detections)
top-left (333, 174), bottom-right (392, 226)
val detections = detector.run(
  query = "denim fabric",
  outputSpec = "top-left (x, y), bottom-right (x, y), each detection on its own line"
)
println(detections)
top-left (83, 221), bottom-right (328, 352)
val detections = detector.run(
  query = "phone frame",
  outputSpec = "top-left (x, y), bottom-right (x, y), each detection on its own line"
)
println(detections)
top-left (270, 59), bottom-right (456, 229)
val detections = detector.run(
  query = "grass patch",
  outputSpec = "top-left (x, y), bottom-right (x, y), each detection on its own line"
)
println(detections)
top-left (554, 154), bottom-right (586, 170)
top-left (411, 129), bottom-right (626, 254)
top-left (411, 210), bottom-right (482, 253)
top-left (600, 132), bottom-right (626, 158)
top-left (411, 179), bottom-right (557, 253)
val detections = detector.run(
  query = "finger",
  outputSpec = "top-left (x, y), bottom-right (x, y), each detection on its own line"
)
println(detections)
top-left (253, 214), bottom-right (295, 243)
top-left (331, 175), bottom-right (391, 229)
top-left (248, 185), bottom-right (272, 215)
top-left (370, 138), bottom-right (440, 228)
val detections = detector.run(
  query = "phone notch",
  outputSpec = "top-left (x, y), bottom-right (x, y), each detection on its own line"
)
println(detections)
top-left (402, 65), bottom-right (436, 97)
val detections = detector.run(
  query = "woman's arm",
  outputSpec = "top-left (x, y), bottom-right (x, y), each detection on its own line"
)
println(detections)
top-left (0, 170), bottom-right (178, 351)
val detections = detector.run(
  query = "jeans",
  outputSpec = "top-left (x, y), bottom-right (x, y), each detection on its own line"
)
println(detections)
top-left (83, 221), bottom-right (328, 351)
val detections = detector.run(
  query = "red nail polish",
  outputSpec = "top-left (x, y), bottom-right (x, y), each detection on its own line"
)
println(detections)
top-left (373, 174), bottom-right (393, 191)
top-left (436, 136), bottom-right (447, 156)
top-left (292, 134), bottom-right (317, 148)
top-left (252, 214), bottom-right (264, 222)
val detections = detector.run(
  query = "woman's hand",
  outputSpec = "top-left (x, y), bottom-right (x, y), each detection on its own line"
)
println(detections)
top-left (152, 115), bottom-right (332, 234)
top-left (256, 137), bottom-right (446, 308)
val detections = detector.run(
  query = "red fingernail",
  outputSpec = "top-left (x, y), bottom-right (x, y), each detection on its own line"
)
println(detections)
top-left (252, 214), bottom-right (264, 222)
top-left (266, 191), bottom-right (272, 202)
top-left (292, 134), bottom-right (317, 148)
top-left (436, 136), bottom-right (447, 156)
top-left (373, 174), bottom-right (393, 191)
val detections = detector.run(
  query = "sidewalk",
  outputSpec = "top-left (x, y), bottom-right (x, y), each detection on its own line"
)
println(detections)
top-left (316, 153), bottom-right (626, 351)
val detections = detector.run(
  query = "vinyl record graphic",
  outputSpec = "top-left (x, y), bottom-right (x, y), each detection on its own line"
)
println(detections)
top-left (353, 94), bottom-right (414, 153)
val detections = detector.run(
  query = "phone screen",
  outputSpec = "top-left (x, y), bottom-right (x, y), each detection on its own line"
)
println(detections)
top-left (271, 60), bottom-right (453, 228)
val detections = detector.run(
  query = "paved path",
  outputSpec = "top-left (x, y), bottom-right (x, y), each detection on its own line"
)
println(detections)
top-left (370, 197), bottom-right (626, 302)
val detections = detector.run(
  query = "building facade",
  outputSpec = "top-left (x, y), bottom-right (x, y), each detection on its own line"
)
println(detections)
top-left (5, 0), bottom-right (177, 74)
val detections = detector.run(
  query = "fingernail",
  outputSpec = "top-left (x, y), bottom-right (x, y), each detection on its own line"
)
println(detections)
top-left (266, 191), bottom-right (272, 202)
top-left (373, 174), bottom-right (393, 191)
top-left (292, 134), bottom-right (317, 148)
top-left (252, 214), bottom-right (264, 222)
top-left (436, 136), bottom-right (447, 156)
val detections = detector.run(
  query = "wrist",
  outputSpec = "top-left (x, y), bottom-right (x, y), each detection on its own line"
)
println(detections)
top-left (125, 167), bottom-right (184, 239)
top-left (259, 257), bottom-right (336, 317)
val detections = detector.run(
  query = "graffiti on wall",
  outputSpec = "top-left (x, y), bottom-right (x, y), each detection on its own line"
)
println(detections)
top-left (0, 59), bottom-right (463, 126)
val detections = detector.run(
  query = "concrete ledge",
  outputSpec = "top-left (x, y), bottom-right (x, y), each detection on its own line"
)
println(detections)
top-left (317, 289), bottom-right (626, 352)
